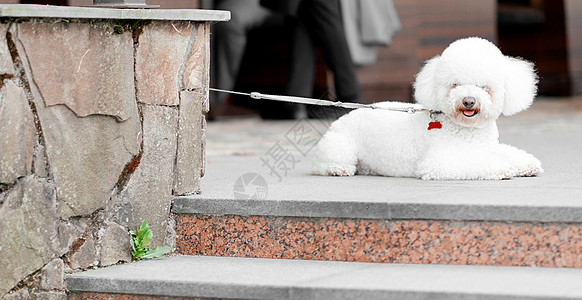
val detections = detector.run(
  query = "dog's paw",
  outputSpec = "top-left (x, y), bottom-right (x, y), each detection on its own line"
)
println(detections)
top-left (493, 144), bottom-right (543, 178)
top-left (514, 156), bottom-right (543, 177)
top-left (326, 165), bottom-right (356, 176)
top-left (313, 162), bottom-right (356, 176)
top-left (517, 164), bottom-right (544, 177)
top-left (327, 168), bottom-right (356, 176)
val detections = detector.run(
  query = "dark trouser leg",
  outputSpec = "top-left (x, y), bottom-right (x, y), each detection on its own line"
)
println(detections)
top-left (297, 0), bottom-right (361, 103)
top-left (213, 0), bottom-right (272, 102)
top-left (285, 19), bottom-right (317, 98)
top-left (262, 17), bottom-right (317, 119)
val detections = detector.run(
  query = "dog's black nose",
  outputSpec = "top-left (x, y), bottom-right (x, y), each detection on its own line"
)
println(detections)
top-left (462, 97), bottom-right (476, 108)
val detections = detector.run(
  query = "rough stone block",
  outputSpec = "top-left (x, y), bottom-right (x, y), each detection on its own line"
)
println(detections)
top-left (16, 21), bottom-right (137, 121)
top-left (173, 90), bottom-right (203, 195)
top-left (0, 23), bottom-right (14, 76)
top-left (66, 234), bottom-right (97, 270)
top-left (40, 259), bottom-right (65, 290)
top-left (99, 221), bottom-right (131, 266)
top-left (202, 22), bottom-right (210, 113)
top-left (201, 115), bottom-right (206, 178)
top-left (56, 219), bottom-right (87, 257)
top-left (0, 176), bottom-right (59, 297)
top-left (33, 291), bottom-right (67, 300)
top-left (136, 21), bottom-right (194, 105)
top-left (163, 215), bottom-right (177, 250)
top-left (12, 22), bottom-right (142, 219)
top-left (40, 105), bottom-right (139, 218)
top-left (1, 288), bottom-right (29, 300)
top-left (202, 92), bottom-right (210, 114)
top-left (32, 143), bottom-right (48, 179)
top-left (111, 105), bottom-right (178, 247)
top-left (182, 23), bottom-right (208, 91)
top-left (0, 80), bottom-right (36, 184)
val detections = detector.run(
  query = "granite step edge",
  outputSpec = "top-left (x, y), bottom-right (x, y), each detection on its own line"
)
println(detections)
top-left (66, 255), bottom-right (582, 300)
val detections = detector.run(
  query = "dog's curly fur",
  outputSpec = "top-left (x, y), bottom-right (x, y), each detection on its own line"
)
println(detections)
top-left (312, 37), bottom-right (543, 180)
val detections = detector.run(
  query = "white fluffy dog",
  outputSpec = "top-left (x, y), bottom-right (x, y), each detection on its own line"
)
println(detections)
top-left (312, 37), bottom-right (543, 180)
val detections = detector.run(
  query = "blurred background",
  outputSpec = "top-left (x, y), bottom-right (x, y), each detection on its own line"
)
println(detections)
top-left (5, 0), bottom-right (581, 118)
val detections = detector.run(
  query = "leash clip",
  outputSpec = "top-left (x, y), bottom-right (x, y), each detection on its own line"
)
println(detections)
top-left (250, 92), bottom-right (261, 99)
top-left (430, 110), bottom-right (443, 121)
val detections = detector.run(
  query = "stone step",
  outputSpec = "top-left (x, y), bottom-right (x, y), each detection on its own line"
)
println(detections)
top-left (67, 255), bottom-right (582, 299)
top-left (171, 139), bottom-right (582, 267)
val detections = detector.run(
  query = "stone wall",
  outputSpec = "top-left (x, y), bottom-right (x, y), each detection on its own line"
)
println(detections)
top-left (0, 18), bottom-right (209, 299)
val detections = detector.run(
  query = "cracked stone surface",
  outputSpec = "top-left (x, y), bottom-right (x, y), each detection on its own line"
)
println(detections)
top-left (32, 103), bottom-right (140, 218)
top-left (32, 143), bottom-right (49, 179)
top-left (66, 234), bottom-right (97, 270)
top-left (99, 221), bottom-right (131, 266)
top-left (201, 115), bottom-right (206, 177)
top-left (111, 105), bottom-right (178, 247)
top-left (0, 176), bottom-right (59, 297)
top-left (34, 291), bottom-right (67, 300)
top-left (15, 21), bottom-right (137, 121)
top-left (136, 21), bottom-right (194, 106)
top-left (56, 218), bottom-right (88, 257)
top-left (174, 90), bottom-right (203, 195)
top-left (12, 21), bottom-right (142, 218)
top-left (0, 23), bottom-right (14, 75)
top-left (182, 23), bottom-right (208, 91)
top-left (1, 289), bottom-right (29, 300)
top-left (0, 80), bottom-right (36, 184)
top-left (40, 259), bottom-right (65, 290)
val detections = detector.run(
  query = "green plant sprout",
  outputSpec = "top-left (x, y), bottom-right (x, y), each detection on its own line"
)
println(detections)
top-left (130, 220), bottom-right (171, 261)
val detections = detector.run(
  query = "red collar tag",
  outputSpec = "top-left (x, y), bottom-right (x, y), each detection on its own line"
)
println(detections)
top-left (428, 121), bottom-right (442, 130)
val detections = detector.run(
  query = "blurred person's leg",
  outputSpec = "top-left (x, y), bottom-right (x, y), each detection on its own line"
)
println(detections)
top-left (277, 19), bottom-right (316, 119)
top-left (212, 0), bottom-right (272, 112)
top-left (286, 19), bottom-right (316, 98)
top-left (297, 0), bottom-right (361, 103)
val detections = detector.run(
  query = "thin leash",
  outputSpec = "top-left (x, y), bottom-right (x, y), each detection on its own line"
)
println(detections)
top-left (210, 88), bottom-right (439, 115)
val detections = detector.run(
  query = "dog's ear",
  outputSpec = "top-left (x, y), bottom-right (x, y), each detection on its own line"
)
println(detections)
top-left (502, 57), bottom-right (538, 116)
top-left (414, 56), bottom-right (440, 109)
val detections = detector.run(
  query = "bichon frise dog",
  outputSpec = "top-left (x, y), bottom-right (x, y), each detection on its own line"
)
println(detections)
top-left (312, 37), bottom-right (543, 180)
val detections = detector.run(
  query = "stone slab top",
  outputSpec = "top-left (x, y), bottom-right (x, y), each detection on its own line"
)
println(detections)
top-left (173, 99), bottom-right (582, 223)
top-left (67, 255), bottom-right (582, 299)
top-left (173, 150), bottom-right (582, 223)
top-left (0, 4), bottom-right (230, 21)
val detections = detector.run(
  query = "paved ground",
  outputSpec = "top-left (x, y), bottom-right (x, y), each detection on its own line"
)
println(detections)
top-left (195, 97), bottom-right (582, 220)
top-left (68, 255), bottom-right (582, 299)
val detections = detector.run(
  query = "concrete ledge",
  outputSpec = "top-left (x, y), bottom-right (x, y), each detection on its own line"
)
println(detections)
top-left (173, 139), bottom-right (582, 223)
top-left (0, 4), bottom-right (230, 21)
top-left (173, 196), bottom-right (582, 223)
top-left (67, 255), bottom-right (582, 299)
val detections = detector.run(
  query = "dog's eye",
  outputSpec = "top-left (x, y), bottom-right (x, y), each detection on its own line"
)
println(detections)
top-left (481, 86), bottom-right (491, 92)
top-left (452, 83), bottom-right (458, 88)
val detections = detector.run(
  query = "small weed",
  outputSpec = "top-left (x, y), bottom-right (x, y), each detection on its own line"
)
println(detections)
top-left (130, 220), bottom-right (171, 261)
